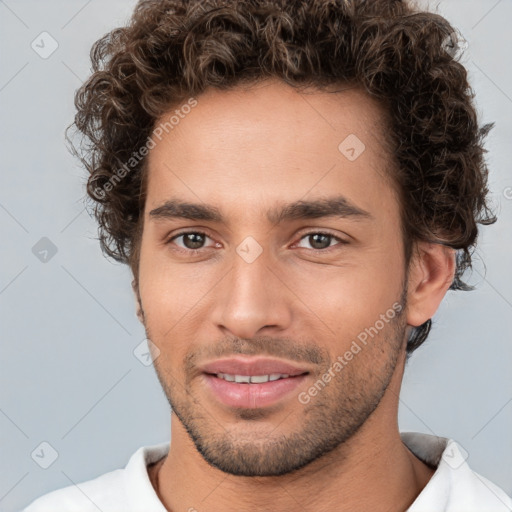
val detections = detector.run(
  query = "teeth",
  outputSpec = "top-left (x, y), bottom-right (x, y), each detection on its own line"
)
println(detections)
top-left (269, 373), bottom-right (289, 381)
top-left (216, 373), bottom-right (291, 383)
top-left (250, 375), bottom-right (270, 383)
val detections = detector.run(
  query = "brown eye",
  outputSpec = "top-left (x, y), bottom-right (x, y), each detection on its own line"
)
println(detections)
top-left (181, 232), bottom-right (206, 250)
top-left (168, 231), bottom-right (215, 252)
top-left (295, 232), bottom-right (346, 251)
top-left (307, 233), bottom-right (332, 249)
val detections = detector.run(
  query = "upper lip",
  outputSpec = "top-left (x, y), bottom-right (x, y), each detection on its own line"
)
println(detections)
top-left (200, 357), bottom-right (311, 377)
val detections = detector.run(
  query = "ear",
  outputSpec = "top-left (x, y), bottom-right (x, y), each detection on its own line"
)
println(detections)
top-left (406, 242), bottom-right (456, 327)
top-left (131, 278), bottom-right (145, 325)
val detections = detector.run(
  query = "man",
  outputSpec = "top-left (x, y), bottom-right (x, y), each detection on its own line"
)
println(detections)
top-left (24, 0), bottom-right (512, 510)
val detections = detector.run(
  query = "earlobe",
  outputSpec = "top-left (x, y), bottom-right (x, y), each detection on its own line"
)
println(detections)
top-left (406, 243), bottom-right (456, 327)
top-left (131, 278), bottom-right (145, 325)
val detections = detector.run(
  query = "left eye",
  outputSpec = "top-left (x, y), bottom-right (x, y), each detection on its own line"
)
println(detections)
top-left (295, 232), bottom-right (343, 250)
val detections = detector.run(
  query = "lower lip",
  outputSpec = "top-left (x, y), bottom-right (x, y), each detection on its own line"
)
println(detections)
top-left (202, 373), bottom-right (309, 409)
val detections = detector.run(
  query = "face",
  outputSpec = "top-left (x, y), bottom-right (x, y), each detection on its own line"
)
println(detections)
top-left (137, 80), bottom-right (409, 477)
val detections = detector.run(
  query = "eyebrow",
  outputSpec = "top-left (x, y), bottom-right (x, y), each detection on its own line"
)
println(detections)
top-left (148, 196), bottom-right (372, 224)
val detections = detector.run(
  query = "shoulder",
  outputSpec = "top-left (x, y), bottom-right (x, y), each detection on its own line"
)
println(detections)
top-left (402, 432), bottom-right (512, 512)
top-left (22, 442), bottom-right (170, 512)
top-left (448, 466), bottom-right (512, 511)
top-left (22, 468), bottom-right (126, 512)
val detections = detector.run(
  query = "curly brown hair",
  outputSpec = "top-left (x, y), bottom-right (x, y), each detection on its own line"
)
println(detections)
top-left (67, 0), bottom-right (495, 354)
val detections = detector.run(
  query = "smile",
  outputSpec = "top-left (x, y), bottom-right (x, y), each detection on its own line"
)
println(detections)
top-left (203, 372), bottom-right (309, 408)
top-left (214, 373), bottom-right (291, 383)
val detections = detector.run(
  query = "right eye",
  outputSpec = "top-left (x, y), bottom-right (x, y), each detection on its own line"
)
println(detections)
top-left (166, 231), bottom-right (218, 254)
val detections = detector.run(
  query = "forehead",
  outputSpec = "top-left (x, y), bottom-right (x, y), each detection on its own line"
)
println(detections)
top-left (144, 80), bottom-right (397, 223)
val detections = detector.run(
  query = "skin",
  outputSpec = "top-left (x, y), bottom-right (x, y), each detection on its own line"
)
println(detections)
top-left (134, 79), bottom-right (455, 512)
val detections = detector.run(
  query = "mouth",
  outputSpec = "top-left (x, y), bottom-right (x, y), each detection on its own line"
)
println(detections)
top-left (199, 356), bottom-right (311, 378)
top-left (210, 372), bottom-right (303, 383)
top-left (200, 357), bottom-right (311, 409)
top-left (202, 372), bottom-right (309, 409)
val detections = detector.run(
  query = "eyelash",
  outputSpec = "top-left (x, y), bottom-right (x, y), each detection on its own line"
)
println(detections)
top-left (166, 230), bottom-right (347, 255)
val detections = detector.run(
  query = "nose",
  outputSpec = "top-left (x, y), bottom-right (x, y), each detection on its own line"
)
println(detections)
top-left (211, 248), bottom-right (293, 340)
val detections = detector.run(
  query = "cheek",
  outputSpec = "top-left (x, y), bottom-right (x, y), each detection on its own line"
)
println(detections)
top-left (138, 239), bottom-right (221, 338)
top-left (283, 247), bottom-right (404, 345)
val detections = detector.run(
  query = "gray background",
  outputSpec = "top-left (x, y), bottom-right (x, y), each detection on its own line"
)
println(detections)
top-left (0, 1), bottom-right (511, 510)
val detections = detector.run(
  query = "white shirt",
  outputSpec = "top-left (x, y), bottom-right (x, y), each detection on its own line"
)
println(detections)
top-left (23, 432), bottom-right (512, 511)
